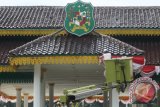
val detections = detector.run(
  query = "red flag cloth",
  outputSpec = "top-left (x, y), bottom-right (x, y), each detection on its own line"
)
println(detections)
top-left (142, 65), bottom-right (155, 73)
top-left (132, 56), bottom-right (145, 65)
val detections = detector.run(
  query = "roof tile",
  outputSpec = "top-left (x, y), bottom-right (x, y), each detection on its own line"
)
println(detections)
top-left (1, 6), bottom-right (160, 29)
top-left (114, 36), bottom-right (160, 65)
top-left (9, 33), bottom-right (144, 56)
top-left (0, 36), bottom-right (38, 65)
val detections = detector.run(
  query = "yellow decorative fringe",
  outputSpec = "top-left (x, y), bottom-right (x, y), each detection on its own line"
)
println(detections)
top-left (0, 66), bottom-right (16, 72)
top-left (0, 29), bottom-right (160, 36)
top-left (0, 29), bottom-right (67, 36)
top-left (10, 56), bottom-right (99, 65)
top-left (95, 29), bottom-right (160, 36)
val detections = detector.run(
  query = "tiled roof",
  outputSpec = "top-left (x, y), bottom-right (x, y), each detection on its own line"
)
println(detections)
top-left (9, 32), bottom-right (144, 56)
top-left (114, 36), bottom-right (160, 65)
top-left (0, 6), bottom-right (160, 29)
top-left (0, 36), bottom-right (38, 65)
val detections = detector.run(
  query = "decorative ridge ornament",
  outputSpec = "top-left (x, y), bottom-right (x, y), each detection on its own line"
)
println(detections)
top-left (64, 0), bottom-right (95, 37)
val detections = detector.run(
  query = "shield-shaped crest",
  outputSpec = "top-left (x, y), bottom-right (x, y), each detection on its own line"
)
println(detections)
top-left (64, 0), bottom-right (95, 37)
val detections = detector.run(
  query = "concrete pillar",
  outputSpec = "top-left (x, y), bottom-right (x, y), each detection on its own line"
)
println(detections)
top-left (49, 83), bottom-right (54, 107)
top-left (41, 69), bottom-right (46, 107)
top-left (103, 90), bottom-right (109, 107)
top-left (34, 64), bottom-right (41, 107)
top-left (16, 88), bottom-right (22, 107)
top-left (109, 84), bottom-right (119, 107)
top-left (24, 93), bottom-right (29, 107)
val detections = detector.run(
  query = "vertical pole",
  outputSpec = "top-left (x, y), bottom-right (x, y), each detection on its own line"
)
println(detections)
top-left (157, 89), bottom-right (160, 106)
top-left (109, 83), bottom-right (119, 107)
top-left (103, 90), bottom-right (109, 107)
top-left (16, 88), bottom-right (22, 107)
top-left (49, 83), bottom-right (54, 107)
top-left (132, 104), bottom-right (137, 107)
top-left (24, 93), bottom-right (28, 107)
top-left (41, 69), bottom-right (46, 107)
top-left (34, 64), bottom-right (41, 107)
top-left (126, 104), bottom-right (128, 107)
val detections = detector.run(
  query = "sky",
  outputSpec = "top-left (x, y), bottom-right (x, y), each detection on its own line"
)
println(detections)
top-left (0, 0), bottom-right (160, 6)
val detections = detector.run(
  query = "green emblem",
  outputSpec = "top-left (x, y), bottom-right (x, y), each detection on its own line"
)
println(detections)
top-left (64, 0), bottom-right (95, 37)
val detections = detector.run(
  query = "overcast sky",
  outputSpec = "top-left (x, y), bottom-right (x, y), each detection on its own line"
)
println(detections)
top-left (0, 0), bottom-right (160, 6)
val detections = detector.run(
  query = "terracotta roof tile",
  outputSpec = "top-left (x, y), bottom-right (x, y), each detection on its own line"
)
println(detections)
top-left (1, 6), bottom-right (160, 29)
top-left (9, 33), bottom-right (144, 56)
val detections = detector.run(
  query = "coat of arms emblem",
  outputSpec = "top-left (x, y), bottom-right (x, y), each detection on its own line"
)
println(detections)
top-left (64, 0), bottom-right (95, 37)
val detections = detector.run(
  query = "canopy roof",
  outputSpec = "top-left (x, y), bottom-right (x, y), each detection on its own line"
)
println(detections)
top-left (9, 32), bottom-right (143, 57)
top-left (8, 32), bottom-right (143, 66)
top-left (0, 6), bottom-right (160, 29)
top-left (0, 32), bottom-right (143, 71)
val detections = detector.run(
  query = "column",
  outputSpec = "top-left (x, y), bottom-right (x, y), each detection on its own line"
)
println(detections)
top-left (49, 83), bottom-right (54, 107)
top-left (41, 69), bottom-right (46, 107)
top-left (103, 90), bottom-right (109, 107)
top-left (24, 93), bottom-right (29, 107)
top-left (109, 83), bottom-right (119, 107)
top-left (157, 89), bottom-right (160, 106)
top-left (34, 64), bottom-right (41, 107)
top-left (16, 87), bottom-right (22, 107)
